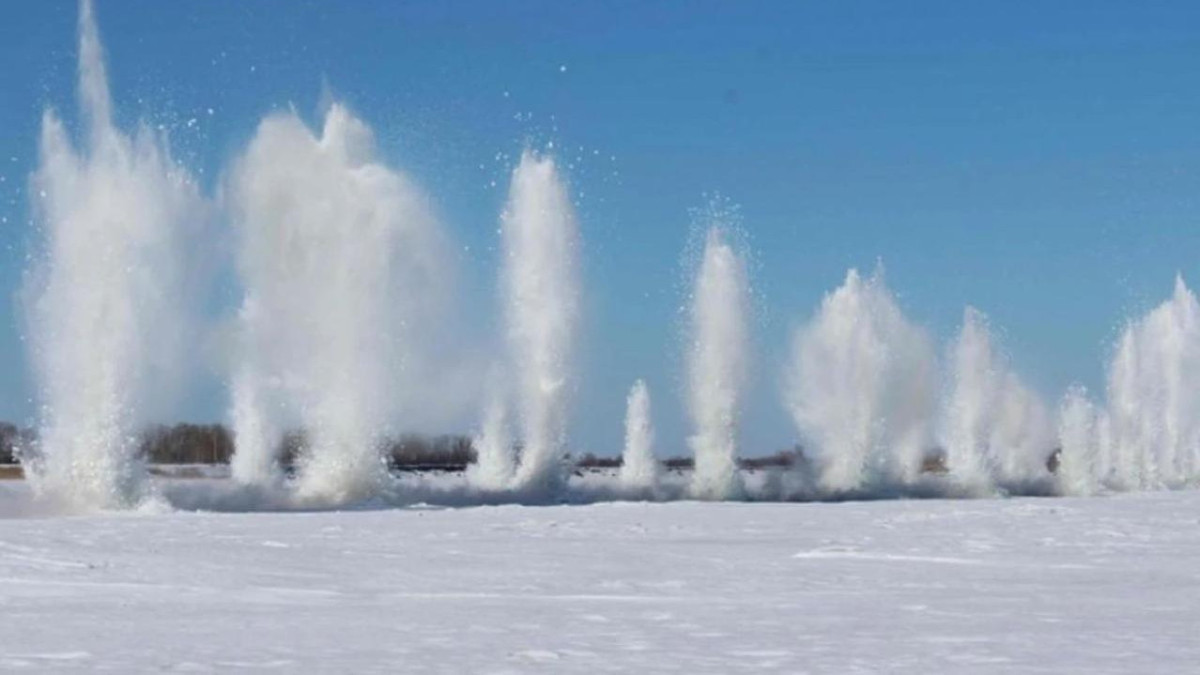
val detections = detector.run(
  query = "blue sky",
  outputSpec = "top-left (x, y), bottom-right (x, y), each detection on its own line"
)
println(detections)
top-left (2, 1), bottom-right (1200, 456)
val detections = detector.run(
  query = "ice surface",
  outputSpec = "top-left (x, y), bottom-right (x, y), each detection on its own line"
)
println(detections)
top-left (1, 480), bottom-right (1197, 673)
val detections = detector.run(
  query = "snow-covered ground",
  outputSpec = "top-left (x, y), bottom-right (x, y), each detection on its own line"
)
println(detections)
top-left (1, 480), bottom-right (1198, 673)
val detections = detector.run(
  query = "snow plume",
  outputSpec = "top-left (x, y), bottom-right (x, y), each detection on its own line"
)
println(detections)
top-left (1056, 385), bottom-right (1111, 496)
top-left (786, 269), bottom-right (936, 494)
top-left (942, 307), bottom-right (1053, 494)
top-left (501, 151), bottom-right (582, 496)
top-left (686, 226), bottom-right (751, 501)
top-left (1016, 278), bottom-right (1200, 497)
top-left (1104, 276), bottom-right (1200, 490)
top-left (467, 381), bottom-right (515, 491)
top-left (620, 379), bottom-right (658, 492)
top-left (22, 0), bottom-right (204, 510)
top-left (227, 103), bottom-right (450, 505)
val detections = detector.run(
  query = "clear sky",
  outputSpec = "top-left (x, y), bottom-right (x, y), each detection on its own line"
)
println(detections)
top-left (2, 1), bottom-right (1200, 457)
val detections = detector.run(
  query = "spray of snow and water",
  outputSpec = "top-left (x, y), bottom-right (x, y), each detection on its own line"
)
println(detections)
top-left (686, 227), bottom-right (751, 500)
top-left (227, 104), bottom-right (448, 505)
top-left (466, 383), bottom-right (515, 491)
top-left (499, 151), bottom-right (581, 495)
top-left (22, 0), bottom-right (203, 510)
top-left (942, 307), bottom-right (1053, 494)
top-left (1098, 277), bottom-right (1200, 491)
top-left (786, 269), bottom-right (936, 495)
top-left (18, 2), bottom-right (1200, 513)
top-left (1051, 278), bottom-right (1200, 495)
top-left (1056, 384), bottom-right (1109, 496)
top-left (784, 272), bottom-right (1200, 500)
top-left (619, 379), bottom-right (658, 492)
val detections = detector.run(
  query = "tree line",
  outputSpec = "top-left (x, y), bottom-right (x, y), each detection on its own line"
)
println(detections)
top-left (0, 423), bottom-right (476, 470)
top-left (0, 422), bottom-right (804, 471)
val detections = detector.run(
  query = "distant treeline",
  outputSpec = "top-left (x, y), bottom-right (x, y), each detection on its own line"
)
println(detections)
top-left (3, 423), bottom-right (1059, 473)
top-left (573, 450), bottom-right (802, 472)
top-left (0, 422), bottom-right (477, 469)
top-left (0, 422), bottom-right (803, 471)
top-left (141, 426), bottom-right (479, 471)
top-left (0, 423), bottom-right (31, 464)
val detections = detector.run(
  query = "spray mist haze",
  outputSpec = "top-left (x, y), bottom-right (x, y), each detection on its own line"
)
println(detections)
top-left (686, 225), bottom-right (751, 501)
top-left (620, 379), bottom-right (658, 492)
top-left (787, 269), bottom-right (936, 494)
top-left (943, 307), bottom-right (1053, 493)
top-left (228, 104), bottom-right (451, 504)
top-left (1105, 276), bottom-right (1200, 489)
top-left (15, 1), bottom-right (1200, 512)
top-left (500, 151), bottom-right (581, 495)
top-left (23, 0), bottom-right (204, 509)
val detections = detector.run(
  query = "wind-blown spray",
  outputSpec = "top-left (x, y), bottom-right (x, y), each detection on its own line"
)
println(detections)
top-left (943, 307), bottom-right (1053, 492)
top-left (620, 379), bottom-right (658, 491)
top-left (787, 269), bottom-right (935, 493)
top-left (467, 388), bottom-right (514, 491)
top-left (229, 365), bottom-right (279, 488)
top-left (1052, 277), bottom-right (1200, 494)
top-left (686, 227), bottom-right (750, 500)
top-left (1106, 276), bottom-right (1200, 489)
top-left (501, 151), bottom-right (581, 494)
top-left (1056, 385), bottom-right (1110, 495)
top-left (23, 0), bottom-right (202, 509)
top-left (228, 103), bottom-right (448, 504)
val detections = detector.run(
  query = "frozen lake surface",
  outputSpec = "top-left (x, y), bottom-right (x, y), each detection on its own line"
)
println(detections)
top-left (1, 481), bottom-right (1198, 673)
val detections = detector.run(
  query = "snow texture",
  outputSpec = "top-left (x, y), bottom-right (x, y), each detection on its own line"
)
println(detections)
top-left (1, 480), bottom-right (1198, 673)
